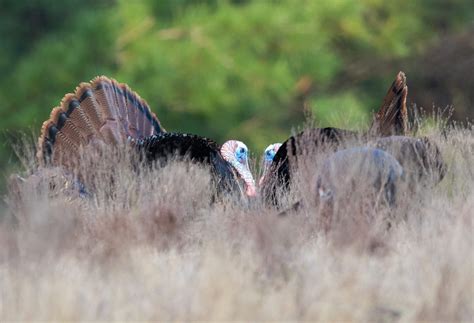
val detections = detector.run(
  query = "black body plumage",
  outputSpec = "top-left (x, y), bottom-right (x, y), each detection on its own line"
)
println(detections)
top-left (136, 132), bottom-right (240, 195)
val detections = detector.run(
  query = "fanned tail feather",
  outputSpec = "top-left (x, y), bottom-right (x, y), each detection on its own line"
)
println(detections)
top-left (37, 76), bottom-right (165, 167)
top-left (370, 71), bottom-right (408, 136)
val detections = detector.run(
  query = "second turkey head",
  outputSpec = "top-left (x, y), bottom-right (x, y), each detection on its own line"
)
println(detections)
top-left (221, 140), bottom-right (256, 197)
top-left (259, 143), bottom-right (282, 186)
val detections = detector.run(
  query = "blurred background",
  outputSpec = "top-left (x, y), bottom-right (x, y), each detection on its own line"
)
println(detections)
top-left (1, 0), bottom-right (473, 186)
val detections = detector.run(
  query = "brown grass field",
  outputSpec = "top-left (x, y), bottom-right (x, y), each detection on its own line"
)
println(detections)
top-left (1, 123), bottom-right (473, 321)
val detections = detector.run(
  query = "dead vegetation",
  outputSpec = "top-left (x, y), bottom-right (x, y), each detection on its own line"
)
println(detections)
top-left (1, 124), bottom-right (473, 321)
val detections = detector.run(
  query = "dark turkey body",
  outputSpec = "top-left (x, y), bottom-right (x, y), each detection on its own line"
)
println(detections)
top-left (137, 133), bottom-right (240, 195)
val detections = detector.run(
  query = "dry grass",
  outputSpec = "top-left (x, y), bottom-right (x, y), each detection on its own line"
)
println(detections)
top-left (1, 125), bottom-right (473, 322)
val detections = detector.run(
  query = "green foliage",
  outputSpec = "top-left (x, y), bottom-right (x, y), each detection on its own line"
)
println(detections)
top-left (311, 92), bottom-right (370, 130)
top-left (0, 0), bottom-right (473, 177)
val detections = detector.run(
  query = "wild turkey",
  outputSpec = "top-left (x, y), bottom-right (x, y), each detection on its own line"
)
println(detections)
top-left (260, 71), bottom-right (444, 206)
top-left (37, 76), bottom-right (256, 197)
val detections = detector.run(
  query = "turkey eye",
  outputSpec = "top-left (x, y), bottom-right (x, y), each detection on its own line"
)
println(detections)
top-left (240, 148), bottom-right (245, 154)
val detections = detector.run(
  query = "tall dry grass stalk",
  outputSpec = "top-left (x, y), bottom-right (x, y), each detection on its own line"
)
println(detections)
top-left (1, 124), bottom-right (473, 321)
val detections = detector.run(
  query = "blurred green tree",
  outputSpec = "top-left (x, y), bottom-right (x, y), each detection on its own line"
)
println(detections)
top-left (0, 0), bottom-right (472, 187)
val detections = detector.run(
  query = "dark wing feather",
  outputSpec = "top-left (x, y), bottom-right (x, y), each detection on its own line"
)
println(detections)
top-left (137, 133), bottom-right (240, 194)
top-left (262, 127), bottom-right (358, 205)
top-left (370, 71), bottom-right (408, 136)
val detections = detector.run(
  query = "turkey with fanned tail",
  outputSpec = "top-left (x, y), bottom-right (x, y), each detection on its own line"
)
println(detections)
top-left (36, 76), bottom-right (256, 198)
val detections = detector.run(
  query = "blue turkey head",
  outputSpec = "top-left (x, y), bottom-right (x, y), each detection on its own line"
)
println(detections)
top-left (259, 143), bottom-right (282, 186)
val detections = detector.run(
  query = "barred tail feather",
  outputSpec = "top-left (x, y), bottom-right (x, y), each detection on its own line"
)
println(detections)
top-left (123, 83), bottom-right (141, 138)
top-left (370, 71), bottom-right (408, 137)
top-left (37, 76), bottom-right (165, 168)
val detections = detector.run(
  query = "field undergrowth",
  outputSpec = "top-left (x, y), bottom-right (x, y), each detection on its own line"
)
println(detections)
top-left (1, 125), bottom-right (473, 321)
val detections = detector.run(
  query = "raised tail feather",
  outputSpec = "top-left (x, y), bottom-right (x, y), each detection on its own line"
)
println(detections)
top-left (370, 71), bottom-right (408, 136)
top-left (37, 76), bottom-right (165, 167)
